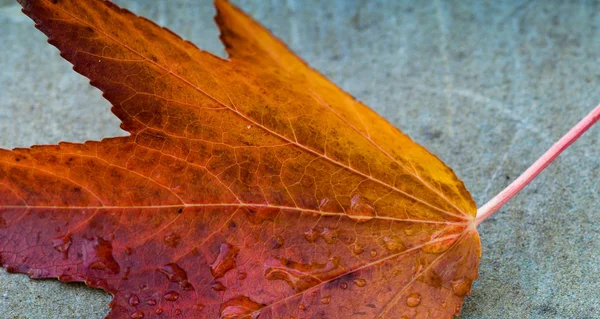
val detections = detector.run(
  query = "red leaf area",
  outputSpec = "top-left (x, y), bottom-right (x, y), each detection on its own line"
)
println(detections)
top-left (1, 1), bottom-right (480, 318)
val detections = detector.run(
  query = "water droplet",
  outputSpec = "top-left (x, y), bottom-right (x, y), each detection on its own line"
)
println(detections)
top-left (58, 274), bottom-right (73, 282)
top-left (212, 281), bottom-right (227, 292)
top-left (382, 236), bottom-right (404, 253)
top-left (163, 291), bottom-right (179, 302)
top-left (370, 249), bottom-right (377, 258)
top-left (175, 309), bottom-right (182, 315)
top-left (52, 233), bottom-right (72, 258)
top-left (412, 256), bottom-right (428, 279)
top-left (318, 197), bottom-right (330, 209)
top-left (352, 245), bottom-right (364, 255)
top-left (237, 272), bottom-right (247, 280)
top-left (321, 228), bottom-right (338, 244)
top-left (146, 299), bottom-right (156, 306)
top-left (320, 296), bottom-right (331, 304)
top-left (404, 228), bottom-right (415, 236)
top-left (128, 294), bottom-right (140, 306)
top-left (210, 242), bottom-right (240, 279)
top-left (83, 237), bottom-right (120, 274)
top-left (158, 263), bottom-right (193, 290)
top-left (442, 301), bottom-right (447, 308)
top-left (272, 236), bottom-right (285, 249)
top-left (87, 278), bottom-right (108, 288)
top-left (264, 257), bottom-right (342, 292)
top-left (219, 296), bottom-right (264, 319)
top-left (422, 236), bottom-right (458, 254)
top-left (406, 293), bottom-right (421, 307)
top-left (451, 278), bottom-right (472, 297)
top-left (353, 278), bottom-right (367, 287)
top-left (304, 228), bottom-right (320, 243)
top-left (347, 195), bottom-right (376, 223)
top-left (130, 311), bottom-right (144, 319)
top-left (340, 282), bottom-right (348, 290)
top-left (454, 304), bottom-right (462, 316)
top-left (298, 303), bottom-right (306, 311)
top-left (163, 232), bottom-right (181, 248)
top-left (433, 272), bottom-right (446, 289)
top-left (193, 303), bottom-right (205, 312)
top-left (155, 308), bottom-right (163, 315)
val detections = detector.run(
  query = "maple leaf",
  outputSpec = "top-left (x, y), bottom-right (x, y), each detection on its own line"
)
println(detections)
top-left (20, 0), bottom-right (600, 318)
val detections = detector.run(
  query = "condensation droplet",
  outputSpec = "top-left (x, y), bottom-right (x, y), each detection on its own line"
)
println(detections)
top-left (130, 311), bottom-right (144, 319)
top-left (304, 228), bottom-right (320, 243)
top-left (212, 281), bottom-right (227, 292)
top-left (321, 228), bottom-right (338, 244)
top-left (84, 237), bottom-right (120, 274)
top-left (451, 278), bottom-right (472, 297)
top-left (175, 309), bottom-right (182, 315)
top-left (210, 242), bottom-right (240, 279)
top-left (406, 293), bottom-right (421, 307)
top-left (404, 228), bottom-right (415, 236)
top-left (353, 278), bottom-right (367, 287)
top-left (52, 233), bottom-right (72, 258)
top-left (146, 299), bottom-right (156, 306)
top-left (264, 256), bottom-right (341, 292)
top-left (219, 296), bottom-right (264, 319)
top-left (193, 303), bottom-right (205, 312)
top-left (454, 304), bottom-right (462, 316)
top-left (422, 235), bottom-right (458, 254)
top-left (320, 296), bottom-right (331, 304)
top-left (382, 236), bottom-right (404, 253)
top-left (442, 301), bottom-right (447, 308)
top-left (155, 308), bottom-right (163, 315)
top-left (318, 197), bottom-right (330, 209)
top-left (370, 249), bottom-right (377, 258)
top-left (163, 291), bottom-right (179, 302)
top-left (340, 282), bottom-right (348, 290)
top-left (272, 236), bottom-right (285, 249)
top-left (347, 195), bottom-right (376, 223)
top-left (298, 303), bottom-right (306, 311)
top-left (87, 278), bottom-right (108, 288)
top-left (352, 245), bottom-right (364, 255)
top-left (237, 272), bottom-right (247, 280)
top-left (128, 294), bottom-right (140, 306)
top-left (158, 263), bottom-right (193, 290)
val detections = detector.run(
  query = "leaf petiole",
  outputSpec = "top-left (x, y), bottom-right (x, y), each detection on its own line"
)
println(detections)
top-left (475, 103), bottom-right (600, 226)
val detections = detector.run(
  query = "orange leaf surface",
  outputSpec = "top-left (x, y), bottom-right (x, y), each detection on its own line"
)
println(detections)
top-left (1, 1), bottom-right (481, 318)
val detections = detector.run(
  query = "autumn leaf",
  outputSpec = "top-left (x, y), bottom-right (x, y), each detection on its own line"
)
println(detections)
top-left (1, 0), bottom-right (540, 318)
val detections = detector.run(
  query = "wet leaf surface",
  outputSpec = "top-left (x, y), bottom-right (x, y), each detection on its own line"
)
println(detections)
top-left (1, 1), bottom-right (481, 318)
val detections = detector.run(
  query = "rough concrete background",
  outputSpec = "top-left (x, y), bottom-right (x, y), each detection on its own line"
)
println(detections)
top-left (0, 0), bottom-right (598, 318)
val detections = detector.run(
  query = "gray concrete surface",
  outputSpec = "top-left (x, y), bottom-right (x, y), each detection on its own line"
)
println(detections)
top-left (0, 0), bottom-right (599, 318)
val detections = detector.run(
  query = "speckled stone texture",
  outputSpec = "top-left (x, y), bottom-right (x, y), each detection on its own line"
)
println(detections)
top-left (0, 0), bottom-right (598, 318)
